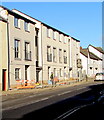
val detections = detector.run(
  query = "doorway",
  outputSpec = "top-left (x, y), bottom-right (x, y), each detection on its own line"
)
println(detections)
top-left (2, 69), bottom-right (6, 91)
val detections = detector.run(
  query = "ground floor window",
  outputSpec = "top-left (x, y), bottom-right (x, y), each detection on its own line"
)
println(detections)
top-left (15, 68), bottom-right (20, 80)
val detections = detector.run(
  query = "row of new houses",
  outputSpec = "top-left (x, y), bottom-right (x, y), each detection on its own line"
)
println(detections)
top-left (0, 6), bottom-right (104, 91)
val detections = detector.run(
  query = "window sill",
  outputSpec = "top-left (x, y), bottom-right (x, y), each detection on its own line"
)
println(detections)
top-left (15, 26), bottom-right (20, 30)
top-left (25, 59), bottom-right (32, 61)
top-left (25, 30), bottom-right (30, 33)
top-left (15, 58), bottom-right (21, 61)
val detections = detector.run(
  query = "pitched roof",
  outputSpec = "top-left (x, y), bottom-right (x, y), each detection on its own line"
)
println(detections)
top-left (0, 16), bottom-right (7, 22)
top-left (80, 48), bottom-right (102, 60)
top-left (95, 47), bottom-right (104, 54)
top-left (89, 44), bottom-right (104, 54)
top-left (80, 49), bottom-right (88, 58)
top-left (89, 52), bottom-right (102, 60)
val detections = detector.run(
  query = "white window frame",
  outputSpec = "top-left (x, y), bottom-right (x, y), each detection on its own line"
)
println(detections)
top-left (53, 31), bottom-right (56, 40)
top-left (14, 39), bottom-right (20, 59)
top-left (25, 42), bottom-right (31, 60)
top-left (47, 28), bottom-right (50, 38)
top-left (53, 47), bottom-right (57, 62)
top-left (15, 68), bottom-right (20, 80)
top-left (59, 49), bottom-right (62, 63)
top-left (14, 17), bottom-right (20, 28)
top-left (24, 21), bottom-right (29, 31)
top-left (64, 36), bottom-right (67, 44)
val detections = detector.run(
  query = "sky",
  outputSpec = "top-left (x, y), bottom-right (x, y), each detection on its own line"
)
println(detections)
top-left (0, 2), bottom-right (102, 48)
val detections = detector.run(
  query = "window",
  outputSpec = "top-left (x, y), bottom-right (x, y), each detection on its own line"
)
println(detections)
top-left (60, 68), bottom-right (62, 77)
top-left (95, 68), bottom-right (98, 70)
top-left (14, 39), bottom-right (20, 59)
top-left (59, 49), bottom-right (62, 63)
top-left (24, 21), bottom-right (29, 31)
top-left (53, 68), bottom-right (56, 77)
top-left (59, 34), bottom-right (61, 42)
top-left (15, 68), bottom-right (20, 80)
top-left (64, 50), bottom-right (67, 64)
top-left (64, 36), bottom-right (67, 44)
top-left (53, 47), bottom-right (57, 62)
top-left (47, 28), bottom-right (50, 38)
top-left (47, 46), bottom-right (52, 62)
top-left (53, 31), bottom-right (56, 40)
top-left (14, 17), bottom-right (19, 28)
top-left (59, 34), bottom-right (63, 42)
top-left (25, 42), bottom-right (31, 60)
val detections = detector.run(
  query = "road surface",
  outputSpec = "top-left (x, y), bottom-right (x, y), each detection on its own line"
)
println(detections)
top-left (2, 81), bottom-right (104, 120)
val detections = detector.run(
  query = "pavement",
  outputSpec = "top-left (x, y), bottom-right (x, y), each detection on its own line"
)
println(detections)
top-left (1, 78), bottom-right (93, 98)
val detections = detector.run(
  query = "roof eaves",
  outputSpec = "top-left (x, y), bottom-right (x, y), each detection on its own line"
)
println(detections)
top-left (71, 37), bottom-right (80, 42)
top-left (0, 6), bottom-right (36, 24)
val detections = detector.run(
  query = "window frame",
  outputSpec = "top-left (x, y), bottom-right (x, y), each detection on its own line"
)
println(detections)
top-left (25, 42), bottom-right (31, 61)
top-left (53, 47), bottom-right (57, 62)
top-left (14, 17), bottom-right (19, 28)
top-left (24, 21), bottom-right (29, 31)
top-left (14, 39), bottom-right (20, 59)
top-left (47, 28), bottom-right (50, 38)
top-left (15, 68), bottom-right (20, 80)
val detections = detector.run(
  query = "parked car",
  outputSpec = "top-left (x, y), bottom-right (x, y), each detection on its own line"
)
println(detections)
top-left (94, 73), bottom-right (104, 81)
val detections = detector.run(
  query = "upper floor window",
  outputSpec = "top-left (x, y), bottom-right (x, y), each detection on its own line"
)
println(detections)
top-left (64, 36), bottom-right (67, 44)
top-left (14, 39), bottom-right (20, 59)
top-left (59, 49), bottom-right (62, 63)
top-left (63, 50), bottom-right (67, 64)
top-left (25, 42), bottom-right (31, 60)
top-left (47, 28), bottom-right (50, 38)
top-left (24, 21), bottom-right (29, 31)
top-left (14, 17), bottom-right (19, 28)
top-left (59, 34), bottom-right (63, 42)
top-left (53, 47), bottom-right (57, 62)
top-left (53, 31), bottom-right (56, 40)
top-left (47, 46), bottom-right (52, 62)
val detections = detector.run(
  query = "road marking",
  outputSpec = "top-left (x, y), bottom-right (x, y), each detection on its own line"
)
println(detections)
top-left (76, 87), bottom-right (86, 90)
top-left (2, 95), bottom-right (55, 111)
top-left (58, 91), bottom-right (71, 96)
top-left (54, 104), bottom-right (91, 120)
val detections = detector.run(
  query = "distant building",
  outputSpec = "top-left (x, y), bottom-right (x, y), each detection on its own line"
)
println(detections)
top-left (80, 45), bottom-right (103, 77)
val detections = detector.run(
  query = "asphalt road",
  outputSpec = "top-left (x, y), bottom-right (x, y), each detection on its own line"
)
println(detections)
top-left (2, 81), bottom-right (104, 120)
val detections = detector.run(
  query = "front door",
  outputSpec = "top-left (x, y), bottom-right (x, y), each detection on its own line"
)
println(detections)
top-left (2, 69), bottom-right (6, 91)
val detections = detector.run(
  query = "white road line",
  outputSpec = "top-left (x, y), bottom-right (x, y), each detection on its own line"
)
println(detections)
top-left (76, 87), bottom-right (86, 90)
top-left (58, 91), bottom-right (71, 96)
top-left (2, 95), bottom-right (54, 111)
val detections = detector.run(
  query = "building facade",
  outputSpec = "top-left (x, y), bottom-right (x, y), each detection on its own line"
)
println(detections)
top-left (80, 46), bottom-right (103, 77)
top-left (69, 37), bottom-right (80, 79)
top-left (0, 6), bottom-right (81, 90)
top-left (0, 9), bottom-right (8, 91)
top-left (41, 23), bottom-right (70, 83)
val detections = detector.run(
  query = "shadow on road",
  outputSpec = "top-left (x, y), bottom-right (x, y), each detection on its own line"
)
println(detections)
top-left (2, 83), bottom-right (104, 120)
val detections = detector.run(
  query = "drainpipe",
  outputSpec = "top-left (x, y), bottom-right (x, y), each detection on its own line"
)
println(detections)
top-left (7, 20), bottom-right (10, 90)
top-left (41, 24), bottom-right (43, 87)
